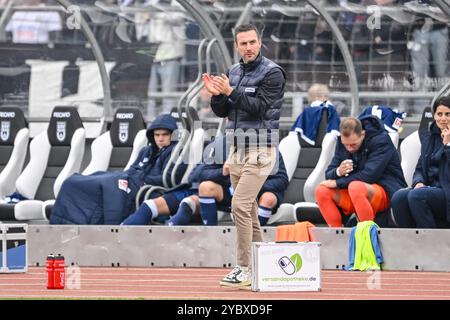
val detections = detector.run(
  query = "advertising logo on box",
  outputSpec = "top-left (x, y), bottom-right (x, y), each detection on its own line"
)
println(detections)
top-left (252, 242), bottom-right (321, 292)
top-left (278, 253), bottom-right (302, 275)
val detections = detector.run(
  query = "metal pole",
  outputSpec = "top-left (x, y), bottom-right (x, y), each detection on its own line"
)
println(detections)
top-left (434, 0), bottom-right (450, 17)
top-left (431, 0), bottom-right (450, 106)
top-left (55, 0), bottom-right (112, 118)
top-left (0, 0), bottom-right (14, 41)
top-left (177, 0), bottom-right (232, 73)
top-left (306, 0), bottom-right (360, 116)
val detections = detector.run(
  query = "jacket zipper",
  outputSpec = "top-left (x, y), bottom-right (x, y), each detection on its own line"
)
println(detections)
top-left (234, 67), bottom-right (245, 131)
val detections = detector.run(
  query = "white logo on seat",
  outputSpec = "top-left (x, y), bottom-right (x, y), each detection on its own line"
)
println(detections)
top-left (53, 112), bottom-right (71, 118)
top-left (116, 113), bottom-right (134, 119)
top-left (1, 121), bottom-right (10, 141)
top-left (119, 122), bottom-right (129, 143)
top-left (0, 112), bottom-right (15, 118)
top-left (56, 121), bottom-right (66, 142)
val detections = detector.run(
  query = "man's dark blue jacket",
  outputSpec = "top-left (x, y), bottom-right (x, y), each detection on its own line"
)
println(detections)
top-left (325, 115), bottom-right (406, 201)
top-left (211, 53), bottom-right (286, 147)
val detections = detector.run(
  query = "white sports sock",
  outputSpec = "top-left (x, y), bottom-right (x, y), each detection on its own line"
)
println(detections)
top-left (143, 199), bottom-right (159, 219)
top-left (258, 206), bottom-right (272, 219)
top-left (180, 197), bottom-right (197, 213)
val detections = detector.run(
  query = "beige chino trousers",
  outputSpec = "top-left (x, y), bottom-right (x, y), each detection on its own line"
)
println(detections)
top-left (228, 146), bottom-right (276, 268)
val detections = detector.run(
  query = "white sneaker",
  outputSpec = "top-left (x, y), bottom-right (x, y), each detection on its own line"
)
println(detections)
top-left (219, 265), bottom-right (251, 288)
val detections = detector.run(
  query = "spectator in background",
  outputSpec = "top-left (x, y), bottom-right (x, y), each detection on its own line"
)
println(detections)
top-left (135, 0), bottom-right (186, 119)
top-left (291, 84), bottom-right (341, 144)
top-left (6, 0), bottom-right (62, 44)
top-left (405, 0), bottom-right (449, 91)
top-left (391, 96), bottom-right (450, 228)
top-left (307, 83), bottom-right (330, 105)
top-left (350, 0), bottom-right (407, 91)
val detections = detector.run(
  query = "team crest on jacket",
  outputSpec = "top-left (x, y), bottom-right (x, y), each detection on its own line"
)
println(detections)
top-left (118, 179), bottom-right (130, 193)
top-left (56, 121), bottom-right (66, 142)
top-left (1, 121), bottom-right (10, 142)
top-left (392, 117), bottom-right (403, 130)
top-left (119, 122), bottom-right (129, 143)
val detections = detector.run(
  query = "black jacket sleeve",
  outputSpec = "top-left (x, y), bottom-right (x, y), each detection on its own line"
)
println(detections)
top-left (211, 94), bottom-right (231, 118)
top-left (198, 164), bottom-right (230, 187)
top-left (227, 68), bottom-right (285, 117)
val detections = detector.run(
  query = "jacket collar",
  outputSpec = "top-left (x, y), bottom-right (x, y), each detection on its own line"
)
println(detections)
top-left (430, 121), bottom-right (442, 136)
top-left (240, 53), bottom-right (263, 72)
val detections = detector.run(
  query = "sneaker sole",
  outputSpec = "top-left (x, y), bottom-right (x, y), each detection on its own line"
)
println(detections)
top-left (238, 285), bottom-right (252, 291)
top-left (219, 280), bottom-right (251, 288)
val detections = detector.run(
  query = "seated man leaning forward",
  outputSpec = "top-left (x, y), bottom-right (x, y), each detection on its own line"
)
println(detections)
top-left (50, 114), bottom-right (183, 225)
top-left (121, 136), bottom-right (229, 225)
top-left (315, 116), bottom-right (406, 227)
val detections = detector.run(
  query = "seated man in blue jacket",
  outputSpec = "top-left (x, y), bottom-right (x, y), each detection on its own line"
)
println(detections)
top-left (167, 153), bottom-right (289, 226)
top-left (315, 115), bottom-right (407, 227)
top-left (50, 114), bottom-right (184, 225)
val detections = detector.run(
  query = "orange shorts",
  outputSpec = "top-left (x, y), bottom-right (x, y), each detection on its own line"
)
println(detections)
top-left (338, 183), bottom-right (388, 215)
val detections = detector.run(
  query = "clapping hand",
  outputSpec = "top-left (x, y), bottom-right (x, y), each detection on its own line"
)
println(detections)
top-left (222, 161), bottom-right (230, 176)
top-left (212, 74), bottom-right (233, 96)
top-left (202, 73), bottom-right (220, 96)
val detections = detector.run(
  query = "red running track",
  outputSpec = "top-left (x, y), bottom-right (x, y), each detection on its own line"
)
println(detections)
top-left (0, 267), bottom-right (449, 300)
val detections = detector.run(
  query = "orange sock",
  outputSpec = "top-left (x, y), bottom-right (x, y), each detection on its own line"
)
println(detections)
top-left (315, 185), bottom-right (349, 227)
top-left (348, 181), bottom-right (374, 222)
top-left (348, 181), bottom-right (388, 222)
top-left (316, 182), bottom-right (389, 227)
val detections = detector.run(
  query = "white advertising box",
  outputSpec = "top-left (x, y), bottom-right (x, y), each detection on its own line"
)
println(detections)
top-left (252, 242), bottom-right (321, 292)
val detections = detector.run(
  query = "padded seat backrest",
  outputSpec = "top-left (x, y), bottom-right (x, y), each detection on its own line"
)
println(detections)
top-left (15, 106), bottom-right (85, 201)
top-left (303, 131), bottom-right (338, 202)
top-left (359, 105), bottom-right (406, 149)
top-left (400, 107), bottom-right (433, 187)
top-left (0, 107), bottom-right (29, 198)
top-left (279, 132), bottom-right (301, 181)
top-left (109, 108), bottom-right (147, 171)
top-left (83, 108), bottom-right (147, 175)
top-left (283, 109), bottom-right (328, 204)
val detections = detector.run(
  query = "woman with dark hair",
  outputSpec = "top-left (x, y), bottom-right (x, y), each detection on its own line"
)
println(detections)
top-left (391, 96), bottom-right (450, 228)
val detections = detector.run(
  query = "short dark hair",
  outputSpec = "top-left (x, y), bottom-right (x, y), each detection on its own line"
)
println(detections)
top-left (432, 95), bottom-right (450, 113)
top-left (234, 24), bottom-right (260, 42)
top-left (340, 117), bottom-right (363, 137)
